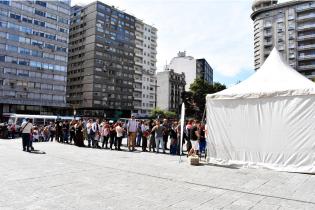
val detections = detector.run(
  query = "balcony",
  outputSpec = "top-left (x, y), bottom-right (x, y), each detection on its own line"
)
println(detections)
top-left (296, 4), bottom-right (315, 12)
top-left (263, 24), bottom-right (272, 29)
top-left (297, 34), bottom-right (315, 40)
top-left (264, 41), bottom-right (273, 46)
top-left (134, 86), bottom-right (142, 91)
top-left (133, 95), bottom-right (142, 100)
top-left (299, 64), bottom-right (315, 70)
top-left (297, 23), bottom-right (315, 31)
top-left (297, 14), bottom-right (315, 22)
top-left (135, 34), bottom-right (143, 41)
top-left (135, 51), bottom-right (142, 57)
top-left (135, 60), bottom-right (143, 66)
top-left (298, 54), bottom-right (315, 60)
top-left (135, 43), bottom-right (143, 49)
top-left (264, 32), bottom-right (272, 37)
top-left (298, 44), bottom-right (315, 50)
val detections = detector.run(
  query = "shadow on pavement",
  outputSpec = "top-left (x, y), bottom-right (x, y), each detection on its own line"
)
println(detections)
top-left (29, 150), bottom-right (46, 155)
top-left (203, 163), bottom-right (240, 170)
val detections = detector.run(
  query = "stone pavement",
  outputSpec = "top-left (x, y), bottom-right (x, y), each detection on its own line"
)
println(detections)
top-left (0, 138), bottom-right (314, 210)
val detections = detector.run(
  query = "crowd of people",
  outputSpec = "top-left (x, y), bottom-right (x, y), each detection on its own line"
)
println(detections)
top-left (20, 114), bottom-right (207, 157)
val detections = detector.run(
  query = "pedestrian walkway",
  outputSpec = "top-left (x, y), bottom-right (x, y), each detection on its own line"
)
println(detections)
top-left (0, 139), bottom-right (314, 210)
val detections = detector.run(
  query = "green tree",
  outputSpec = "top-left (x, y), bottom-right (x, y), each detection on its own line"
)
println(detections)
top-left (181, 91), bottom-right (195, 117)
top-left (150, 108), bottom-right (176, 119)
top-left (189, 78), bottom-right (226, 119)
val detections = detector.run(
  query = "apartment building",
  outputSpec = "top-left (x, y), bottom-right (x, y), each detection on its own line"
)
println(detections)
top-left (133, 20), bottom-right (157, 117)
top-left (251, 0), bottom-right (315, 81)
top-left (0, 0), bottom-right (70, 115)
top-left (157, 68), bottom-right (185, 113)
top-left (68, 2), bottom-right (136, 118)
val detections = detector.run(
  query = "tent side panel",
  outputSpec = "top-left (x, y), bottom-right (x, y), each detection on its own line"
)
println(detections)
top-left (206, 95), bottom-right (315, 173)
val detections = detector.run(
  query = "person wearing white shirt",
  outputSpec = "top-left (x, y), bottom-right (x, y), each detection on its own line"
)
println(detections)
top-left (127, 115), bottom-right (138, 151)
top-left (92, 119), bottom-right (100, 148)
top-left (21, 118), bottom-right (33, 152)
top-left (141, 122), bottom-right (149, 152)
top-left (115, 122), bottom-right (124, 151)
top-left (86, 119), bottom-right (93, 147)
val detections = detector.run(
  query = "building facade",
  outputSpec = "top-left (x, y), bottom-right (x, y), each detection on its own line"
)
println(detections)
top-left (168, 51), bottom-right (213, 90)
top-left (133, 20), bottom-right (157, 117)
top-left (68, 2), bottom-right (136, 118)
top-left (68, 2), bottom-right (158, 118)
top-left (196, 58), bottom-right (213, 84)
top-left (156, 69), bottom-right (185, 113)
top-left (251, 0), bottom-right (315, 81)
top-left (0, 0), bottom-right (70, 115)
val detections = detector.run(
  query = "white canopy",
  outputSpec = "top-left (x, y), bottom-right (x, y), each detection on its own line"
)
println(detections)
top-left (208, 48), bottom-right (315, 99)
top-left (206, 48), bottom-right (315, 174)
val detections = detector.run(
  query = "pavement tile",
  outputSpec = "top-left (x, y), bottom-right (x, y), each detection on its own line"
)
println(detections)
top-left (0, 139), bottom-right (314, 210)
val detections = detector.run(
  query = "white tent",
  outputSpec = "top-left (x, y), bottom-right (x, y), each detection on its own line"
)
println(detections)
top-left (206, 48), bottom-right (315, 173)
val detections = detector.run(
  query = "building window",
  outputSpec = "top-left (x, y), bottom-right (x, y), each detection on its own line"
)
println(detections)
top-left (22, 5), bottom-right (33, 13)
top-left (22, 16), bottom-right (33, 24)
top-left (34, 20), bottom-right (45, 27)
top-left (46, 13), bottom-right (57, 21)
top-left (10, 13), bottom-right (21, 20)
top-left (35, 9), bottom-right (45, 17)
top-left (35, 1), bottom-right (47, 7)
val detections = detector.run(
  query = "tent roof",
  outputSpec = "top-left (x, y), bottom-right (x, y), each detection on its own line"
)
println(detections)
top-left (208, 48), bottom-right (315, 99)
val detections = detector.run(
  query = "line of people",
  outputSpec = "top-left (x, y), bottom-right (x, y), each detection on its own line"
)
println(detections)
top-left (21, 115), bottom-right (207, 156)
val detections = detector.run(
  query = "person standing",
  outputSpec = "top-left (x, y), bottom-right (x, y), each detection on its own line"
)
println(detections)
top-left (109, 122), bottom-right (116, 150)
top-left (92, 119), bottom-right (100, 148)
top-left (169, 121), bottom-right (178, 155)
top-left (74, 120), bottom-right (85, 147)
top-left (136, 121), bottom-right (143, 147)
top-left (188, 120), bottom-right (200, 156)
top-left (57, 121), bottom-right (64, 143)
top-left (148, 120), bottom-right (156, 152)
top-left (69, 120), bottom-right (76, 144)
top-left (141, 121), bottom-right (149, 152)
top-left (115, 122), bottom-right (124, 151)
top-left (86, 119), bottom-right (93, 147)
top-left (62, 120), bottom-right (69, 144)
top-left (198, 123), bottom-right (206, 157)
top-left (8, 123), bottom-right (15, 139)
top-left (43, 124), bottom-right (49, 142)
top-left (152, 121), bottom-right (165, 153)
top-left (101, 121), bottom-right (110, 149)
top-left (127, 115), bottom-right (138, 151)
top-left (21, 118), bottom-right (33, 152)
top-left (186, 120), bottom-right (193, 153)
top-left (48, 121), bottom-right (56, 142)
top-left (162, 119), bottom-right (170, 150)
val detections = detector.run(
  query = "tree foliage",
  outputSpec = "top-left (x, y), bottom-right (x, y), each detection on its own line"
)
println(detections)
top-left (150, 108), bottom-right (176, 119)
top-left (182, 78), bottom-right (226, 119)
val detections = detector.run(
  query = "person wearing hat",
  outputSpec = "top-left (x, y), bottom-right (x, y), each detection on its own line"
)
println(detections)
top-left (21, 118), bottom-right (33, 152)
top-left (127, 114), bottom-right (138, 151)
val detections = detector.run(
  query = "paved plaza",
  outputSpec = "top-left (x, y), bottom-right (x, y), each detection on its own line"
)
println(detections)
top-left (0, 138), bottom-right (314, 210)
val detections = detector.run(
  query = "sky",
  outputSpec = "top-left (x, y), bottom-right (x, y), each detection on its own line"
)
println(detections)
top-left (71, 0), bottom-right (288, 86)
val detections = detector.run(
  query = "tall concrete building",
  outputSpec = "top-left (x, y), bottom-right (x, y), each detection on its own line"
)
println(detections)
top-left (168, 51), bottom-right (213, 90)
top-left (251, 0), bottom-right (315, 81)
top-left (156, 68), bottom-right (185, 113)
top-left (133, 20), bottom-right (157, 118)
top-left (0, 0), bottom-right (70, 115)
top-left (68, 1), bottom-right (157, 118)
top-left (68, 2), bottom-right (136, 118)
